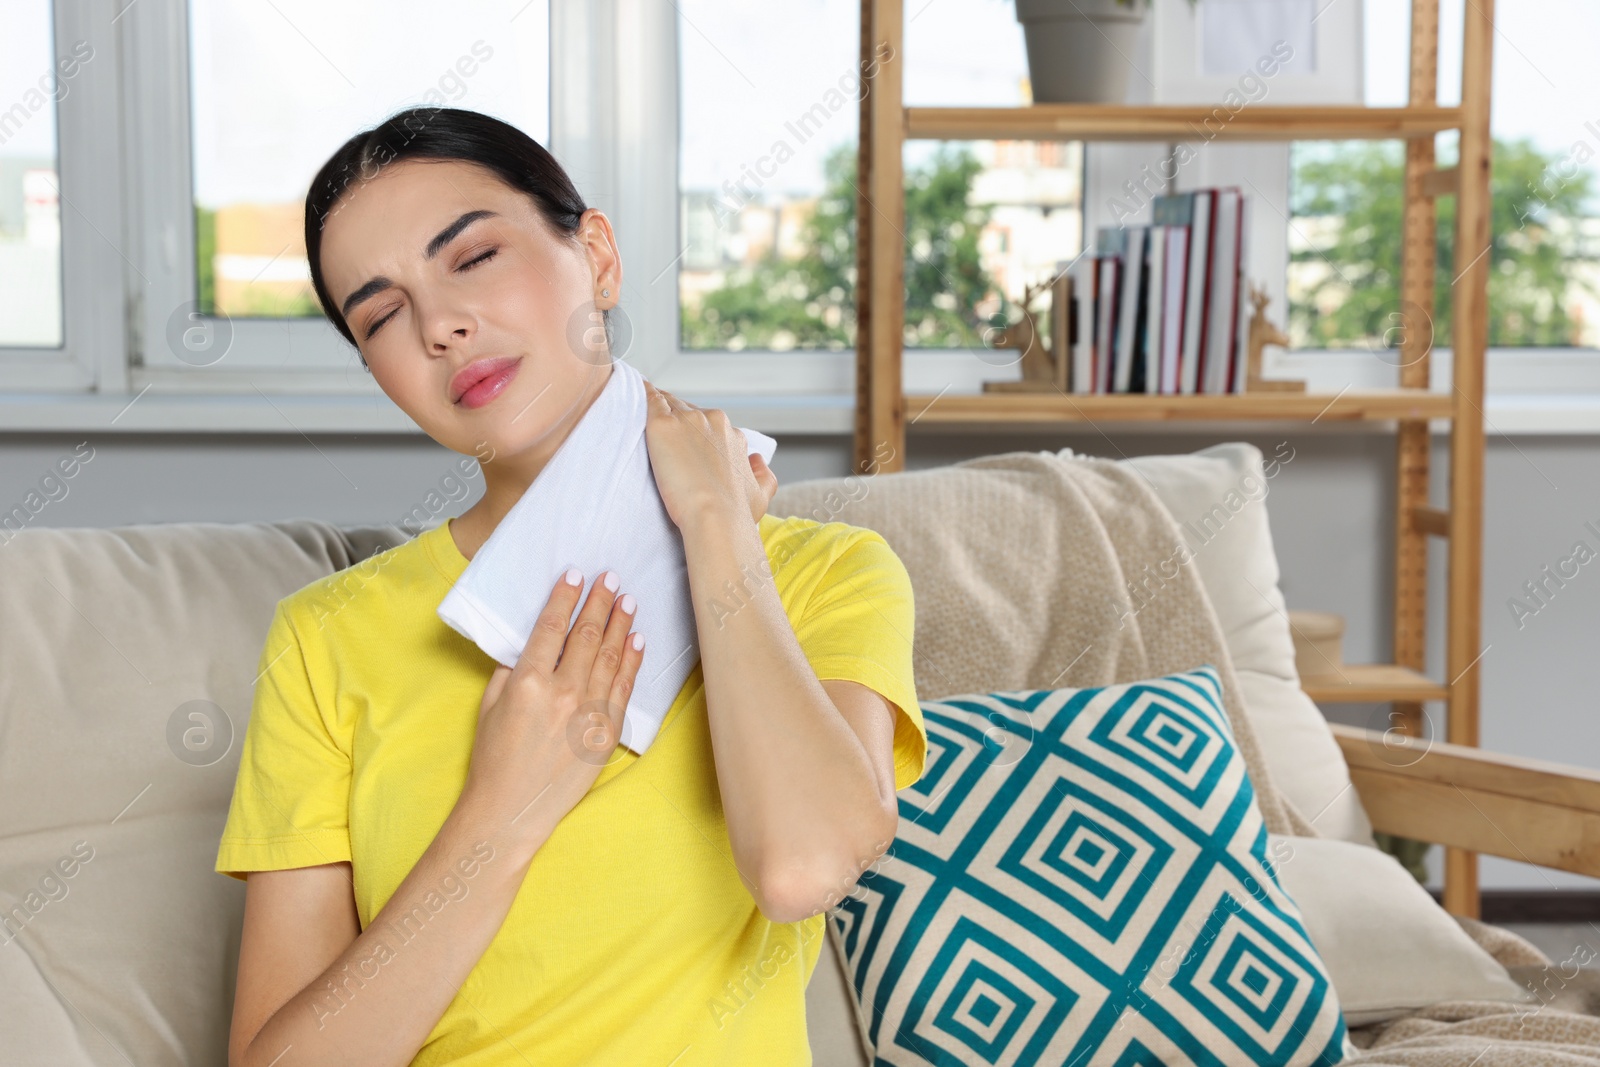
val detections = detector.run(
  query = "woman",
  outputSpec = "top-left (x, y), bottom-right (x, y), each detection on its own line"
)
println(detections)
top-left (214, 106), bottom-right (925, 1067)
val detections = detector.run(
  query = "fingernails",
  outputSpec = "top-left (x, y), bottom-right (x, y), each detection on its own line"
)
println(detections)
top-left (631, 632), bottom-right (645, 650)
top-left (602, 570), bottom-right (620, 592)
top-left (563, 567), bottom-right (583, 586)
top-left (619, 593), bottom-right (636, 614)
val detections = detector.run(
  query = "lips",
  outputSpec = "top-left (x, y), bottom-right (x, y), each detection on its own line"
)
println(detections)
top-left (451, 357), bottom-right (521, 405)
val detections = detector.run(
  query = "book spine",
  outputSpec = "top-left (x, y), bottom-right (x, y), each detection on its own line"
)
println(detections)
top-left (1144, 226), bottom-right (1166, 395)
top-left (1228, 194), bottom-right (1250, 394)
top-left (1162, 227), bottom-right (1188, 395)
top-left (1204, 190), bottom-right (1240, 394)
top-left (1114, 227), bottom-right (1144, 394)
top-left (1097, 258), bottom-right (1120, 394)
top-left (1181, 191), bottom-right (1214, 395)
top-left (1072, 256), bottom-right (1095, 394)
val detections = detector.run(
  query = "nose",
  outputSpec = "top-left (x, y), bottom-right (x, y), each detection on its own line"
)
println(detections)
top-left (413, 280), bottom-right (476, 352)
top-left (426, 316), bottom-right (473, 354)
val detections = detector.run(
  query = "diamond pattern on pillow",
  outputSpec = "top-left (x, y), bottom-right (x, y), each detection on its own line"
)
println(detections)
top-left (831, 667), bottom-right (1352, 1066)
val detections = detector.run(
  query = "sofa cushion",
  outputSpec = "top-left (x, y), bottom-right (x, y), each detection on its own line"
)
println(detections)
top-left (832, 667), bottom-right (1353, 1065)
top-left (0, 520), bottom-right (407, 1065)
top-left (1266, 834), bottom-right (1535, 1026)
top-left (1119, 443), bottom-right (1376, 847)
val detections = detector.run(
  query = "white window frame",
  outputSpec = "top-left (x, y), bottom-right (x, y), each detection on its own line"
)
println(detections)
top-left (550, 0), bottom-right (865, 399)
top-left (1, 0), bottom-right (1599, 434)
top-left (119, 0), bottom-right (375, 392)
top-left (2, 0), bottom-right (124, 394)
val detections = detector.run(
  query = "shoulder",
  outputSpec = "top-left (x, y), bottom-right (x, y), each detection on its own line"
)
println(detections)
top-left (273, 529), bottom-right (437, 640)
top-left (760, 512), bottom-right (896, 571)
top-left (758, 513), bottom-right (910, 604)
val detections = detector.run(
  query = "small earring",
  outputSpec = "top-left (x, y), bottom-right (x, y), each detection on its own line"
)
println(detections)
top-left (601, 288), bottom-right (610, 298)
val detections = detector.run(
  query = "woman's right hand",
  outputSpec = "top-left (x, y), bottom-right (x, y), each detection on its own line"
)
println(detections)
top-left (462, 568), bottom-right (645, 860)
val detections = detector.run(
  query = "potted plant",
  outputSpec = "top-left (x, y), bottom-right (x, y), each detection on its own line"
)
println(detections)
top-left (1016, 0), bottom-right (1195, 104)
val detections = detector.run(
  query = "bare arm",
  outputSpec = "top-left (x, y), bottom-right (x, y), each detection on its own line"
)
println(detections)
top-left (230, 566), bottom-right (647, 1067)
top-left (230, 790), bottom-right (549, 1067)
top-left (683, 503), bottom-right (901, 925)
top-left (635, 382), bottom-right (900, 924)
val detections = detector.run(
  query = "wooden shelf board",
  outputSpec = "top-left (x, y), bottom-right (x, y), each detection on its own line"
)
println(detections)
top-left (1302, 664), bottom-right (1449, 704)
top-left (903, 390), bottom-right (1454, 425)
top-left (905, 104), bottom-right (1464, 143)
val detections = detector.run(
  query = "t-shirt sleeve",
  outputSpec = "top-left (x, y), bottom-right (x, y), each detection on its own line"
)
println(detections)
top-left (792, 528), bottom-right (926, 792)
top-left (215, 600), bottom-right (353, 881)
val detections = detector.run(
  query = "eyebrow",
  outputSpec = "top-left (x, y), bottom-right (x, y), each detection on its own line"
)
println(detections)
top-left (339, 209), bottom-right (501, 322)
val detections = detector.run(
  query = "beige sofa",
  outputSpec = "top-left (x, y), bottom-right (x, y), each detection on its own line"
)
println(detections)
top-left (2, 445), bottom-right (1597, 1065)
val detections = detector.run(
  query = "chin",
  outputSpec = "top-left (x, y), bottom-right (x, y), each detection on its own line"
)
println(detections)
top-left (462, 412), bottom-right (555, 461)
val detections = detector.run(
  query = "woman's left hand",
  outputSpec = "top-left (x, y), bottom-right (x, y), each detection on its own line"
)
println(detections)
top-left (643, 380), bottom-right (778, 531)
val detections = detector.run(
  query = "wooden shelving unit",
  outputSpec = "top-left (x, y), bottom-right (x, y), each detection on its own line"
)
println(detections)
top-left (1301, 665), bottom-right (1451, 706)
top-left (904, 390), bottom-right (1456, 425)
top-left (855, 0), bottom-right (1495, 917)
top-left (907, 104), bottom-right (1465, 142)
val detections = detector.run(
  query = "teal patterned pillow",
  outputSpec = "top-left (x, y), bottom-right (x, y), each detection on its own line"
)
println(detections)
top-left (830, 666), bottom-right (1354, 1066)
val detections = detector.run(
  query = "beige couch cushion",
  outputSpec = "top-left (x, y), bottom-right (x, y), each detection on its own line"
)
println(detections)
top-left (0, 520), bottom-right (406, 1065)
top-left (1268, 834), bottom-right (1535, 1026)
top-left (1121, 443), bottom-right (1376, 846)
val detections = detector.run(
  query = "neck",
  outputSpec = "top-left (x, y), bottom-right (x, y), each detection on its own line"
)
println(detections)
top-left (451, 358), bottom-right (615, 560)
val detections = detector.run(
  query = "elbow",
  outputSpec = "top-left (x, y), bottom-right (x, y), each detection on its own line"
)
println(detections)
top-left (754, 870), bottom-right (834, 925)
top-left (756, 813), bottom-right (900, 924)
top-left (746, 848), bottom-right (819, 922)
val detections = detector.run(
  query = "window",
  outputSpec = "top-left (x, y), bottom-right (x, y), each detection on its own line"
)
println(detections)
top-left (1, 0), bottom-right (114, 396)
top-left (158, 0), bottom-right (550, 375)
top-left (675, 0), bottom-right (1085, 357)
top-left (1288, 0), bottom-right (1600, 353)
top-left (0, 1), bottom-right (64, 349)
top-left (675, 0), bottom-right (861, 353)
top-left (6, 0), bottom-right (1599, 427)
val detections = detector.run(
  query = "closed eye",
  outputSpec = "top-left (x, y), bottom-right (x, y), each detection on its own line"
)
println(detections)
top-left (362, 247), bottom-right (501, 340)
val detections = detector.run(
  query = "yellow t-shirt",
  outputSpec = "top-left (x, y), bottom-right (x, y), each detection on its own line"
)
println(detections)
top-left (215, 511), bottom-right (925, 1066)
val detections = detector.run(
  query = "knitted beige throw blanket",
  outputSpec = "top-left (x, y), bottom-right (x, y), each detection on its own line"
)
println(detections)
top-left (768, 447), bottom-right (1314, 838)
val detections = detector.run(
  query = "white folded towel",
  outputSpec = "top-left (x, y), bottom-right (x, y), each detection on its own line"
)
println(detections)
top-left (436, 357), bottom-right (778, 756)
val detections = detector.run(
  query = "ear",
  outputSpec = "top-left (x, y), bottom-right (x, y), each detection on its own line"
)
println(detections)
top-left (575, 208), bottom-right (623, 302)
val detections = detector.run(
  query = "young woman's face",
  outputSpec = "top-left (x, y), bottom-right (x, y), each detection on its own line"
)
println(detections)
top-left (317, 157), bottom-right (619, 461)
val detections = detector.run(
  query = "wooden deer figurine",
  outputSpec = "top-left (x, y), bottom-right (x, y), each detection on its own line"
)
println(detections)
top-left (1245, 283), bottom-right (1305, 393)
top-left (983, 276), bottom-right (1067, 392)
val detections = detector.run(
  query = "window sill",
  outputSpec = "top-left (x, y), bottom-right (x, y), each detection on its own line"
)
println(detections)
top-left (3, 389), bottom-right (1600, 436)
top-left (0, 390), bottom-right (861, 436)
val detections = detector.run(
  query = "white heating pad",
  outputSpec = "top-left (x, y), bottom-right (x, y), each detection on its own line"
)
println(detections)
top-left (436, 357), bottom-right (778, 755)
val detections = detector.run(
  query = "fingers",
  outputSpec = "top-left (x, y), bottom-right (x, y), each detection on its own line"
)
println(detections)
top-left (647, 381), bottom-right (710, 422)
top-left (644, 380), bottom-right (678, 415)
top-left (591, 588), bottom-right (644, 709)
top-left (750, 453), bottom-right (777, 497)
top-left (646, 380), bottom-right (741, 448)
top-left (480, 663), bottom-right (512, 717)
top-left (551, 569), bottom-right (621, 684)
top-left (521, 567), bottom-right (588, 678)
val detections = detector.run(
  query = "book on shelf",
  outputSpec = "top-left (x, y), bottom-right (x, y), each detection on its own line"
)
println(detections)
top-left (1142, 223), bottom-right (1165, 397)
top-left (1073, 186), bottom-right (1251, 396)
top-left (1116, 226), bottom-right (1147, 394)
top-left (1094, 253), bottom-right (1119, 395)
top-left (1069, 256), bottom-right (1096, 395)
